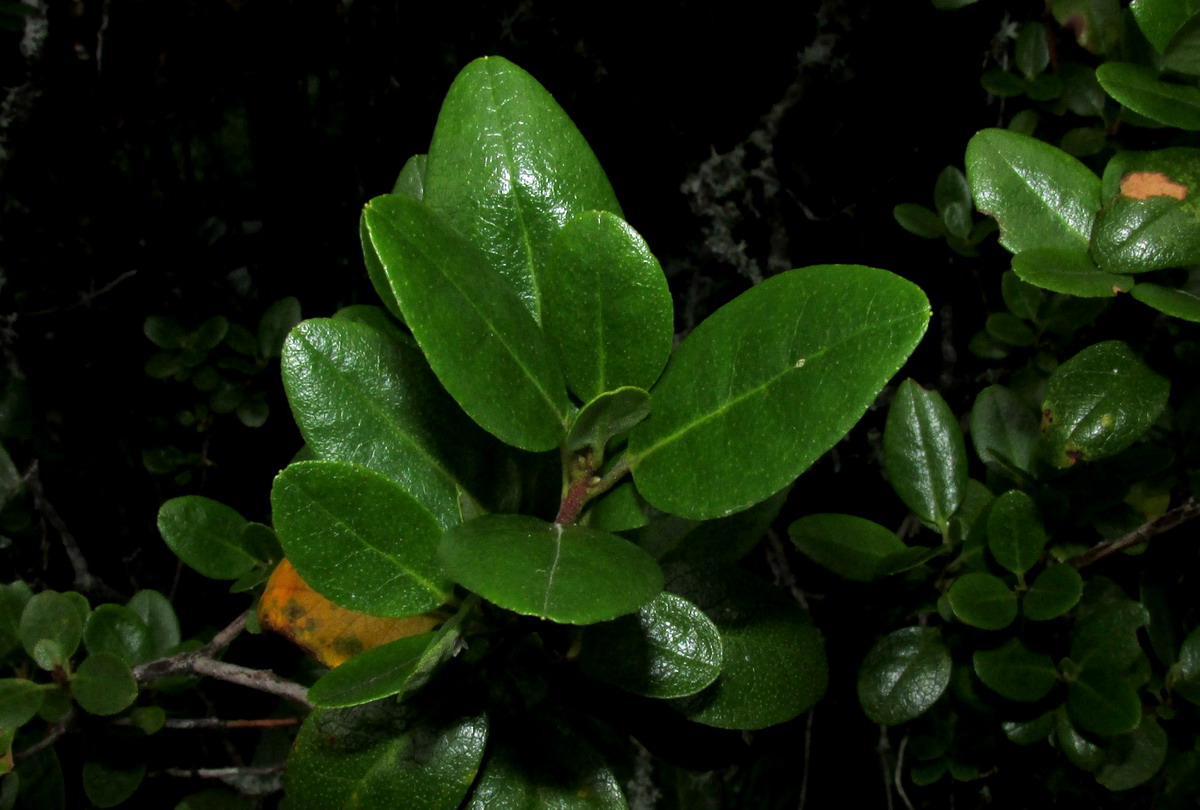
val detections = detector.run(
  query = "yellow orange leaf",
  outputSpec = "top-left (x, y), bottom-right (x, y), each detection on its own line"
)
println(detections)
top-left (258, 558), bottom-right (445, 668)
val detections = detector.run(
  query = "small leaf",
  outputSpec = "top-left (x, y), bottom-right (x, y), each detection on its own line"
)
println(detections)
top-left (82, 605), bottom-right (153, 666)
top-left (1096, 716), bottom-right (1169, 789)
top-left (857, 627), bottom-right (952, 726)
top-left (1011, 249), bottom-right (1133, 297)
top-left (649, 485), bottom-right (792, 565)
top-left (143, 316), bottom-right (185, 350)
top-left (392, 153), bottom-right (427, 200)
top-left (19, 592), bottom-right (82, 668)
top-left (71, 652), bottom-right (137, 716)
top-left (893, 203), bottom-right (946, 239)
top-left (271, 461), bottom-right (450, 617)
top-left (1132, 283), bottom-right (1200, 322)
top-left (1056, 707), bottom-right (1104, 771)
top-left (157, 496), bottom-right (261, 580)
top-left (788, 513), bottom-right (913, 582)
top-left (580, 592), bottom-right (722, 699)
top-left (256, 296), bottom-right (302, 359)
top-left (307, 633), bottom-right (434, 709)
top-left (0, 679), bottom-right (45, 731)
top-left (440, 514), bottom-right (662, 625)
top-left (946, 573), bottom-right (1018, 630)
top-left (973, 638), bottom-right (1059, 702)
top-left (1040, 341), bottom-right (1170, 467)
top-left (884, 379), bottom-right (968, 531)
top-left (258, 559), bottom-right (444, 669)
top-left (543, 211), bottom-right (673, 402)
top-left (970, 384), bottom-right (1039, 475)
top-left (987, 489), bottom-right (1047, 576)
top-left (364, 193), bottom-right (570, 451)
top-left (630, 265), bottom-right (929, 520)
top-left (82, 761), bottom-right (144, 809)
top-left (1071, 599), bottom-right (1150, 671)
top-left (1096, 63), bottom-right (1200, 129)
top-left (1067, 666), bottom-right (1142, 736)
top-left (985, 312), bottom-right (1036, 346)
top-left (1003, 711), bottom-right (1054, 745)
top-left (966, 129), bottom-right (1102, 255)
top-left (1024, 564), bottom-right (1084, 620)
top-left (565, 387), bottom-right (651, 458)
top-left (1016, 22), bottom-right (1051, 79)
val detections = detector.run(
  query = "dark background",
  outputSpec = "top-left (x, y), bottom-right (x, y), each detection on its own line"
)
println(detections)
top-left (0, 0), bottom-right (1055, 805)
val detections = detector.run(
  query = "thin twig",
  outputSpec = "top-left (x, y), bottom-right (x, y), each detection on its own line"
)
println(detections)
top-left (798, 709), bottom-right (814, 810)
top-left (894, 734), bottom-right (915, 810)
top-left (1069, 497), bottom-right (1200, 568)
top-left (878, 725), bottom-right (895, 810)
top-left (115, 716), bottom-right (301, 731)
top-left (154, 764), bottom-right (286, 780)
top-left (14, 707), bottom-right (74, 763)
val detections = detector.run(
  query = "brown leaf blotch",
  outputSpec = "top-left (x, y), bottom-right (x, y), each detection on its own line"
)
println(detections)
top-left (1120, 172), bottom-right (1187, 201)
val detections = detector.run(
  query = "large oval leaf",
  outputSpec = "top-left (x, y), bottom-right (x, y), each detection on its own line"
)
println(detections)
top-left (439, 515), bottom-right (661, 625)
top-left (271, 461), bottom-right (450, 617)
top-left (630, 266), bottom-right (929, 520)
top-left (157, 496), bottom-right (262, 580)
top-left (1096, 62), bottom-right (1200, 130)
top-left (364, 193), bottom-right (570, 452)
top-left (965, 128), bottom-right (1101, 255)
top-left (543, 211), bottom-right (673, 401)
top-left (883, 379), bottom-right (967, 531)
top-left (423, 56), bottom-right (621, 322)
top-left (287, 701), bottom-right (487, 810)
top-left (857, 627), bottom-right (952, 726)
top-left (1040, 341), bottom-right (1170, 468)
top-left (282, 318), bottom-right (493, 528)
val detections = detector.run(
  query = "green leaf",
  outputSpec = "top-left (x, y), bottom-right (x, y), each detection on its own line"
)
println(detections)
top-left (14, 748), bottom-right (65, 810)
top-left (1096, 63), bottom-right (1200, 129)
top-left (986, 489), bottom-right (1046, 576)
top-left (307, 633), bottom-right (434, 709)
top-left (1040, 341), bottom-right (1170, 468)
top-left (788, 513), bottom-right (912, 582)
top-left (1051, 0), bottom-right (1123, 53)
top-left (0, 443), bottom-right (21, 513)
top-left (1096, 716), bottom-right (1168, 789)
top-left (271, 460), bottom-right (450, 617)
top-left (1056, 707), bottom-right (1104, 771)
top-left (440, 514), bottom-right (661, 625)
top-left (282, 318), bottom-right (494, 528)
top-left (1061, 126), bottom-right (1107, 158)
top-left (667, 564), bottom-right (826, 730)
top-left (946, 573), bottom-right (1018, 630)
top-left (893, 203), bottom-right (946, 239)
top-left (630, 266), bottom-right (929, 520)
top-left (331, 304), bottom-right (407, 342)
top-left (1067, 666), bottom-right (1142, 736)
top-left (1011, 249), bottom-right (1133, 297)
top-left (965, 129), bottom-right (1101, 255)
top-left (1131, 0), bottom-right (1200, 52)
top-left (19, 592), bottom-right (82, 669)
top-left (585, 481), bottom-right (648, 533)
top-left (1092, 148), bottom-right (1200, 273)
top-left (287, 700), bottom-right (487, 810)
top-left (82, 605), bottom-right (153, 666)
top-left (71, 652), bottom-right (137, 716)
top-left (1016, 22), bottom-right (1050, 79)
top-left (157, 496), bottom-right (261, 580)
top-left (1132, 283), bottom-right (1200, 322)
top-left (0, 679), bottom-right (45, 730)
top-left (1169, 625), bottom-right (1200, 703)
top-left (129, 705), bottom-right (165, 735)
top-left (973, 638), bottom-right (1058, 701)
top-left (565, 387), bottom-right (650, 458)
top-left (580, 592), bottom-right (722, 699)
top-left (970, 384), bottom-right (1038, 475)
top-left (143, 316), bottom-right (185, 350)
top-left (359, 212), bottom-right (405, 322)
top-left (364, 193), bottom-right (570, 451)
top-left (543, 211), bottom-right (673, 402)
top-left (647, 485), bottom-right (792, 565)
top-left (393, 153), bottom-right (427, 200)
top-left (82, 761), bottom-right (144, 808)
top-left (1071, 599), bottom-right (1150, 671)
top-left (985, 312), bottom-right (1036, 347)
top-left (1003, 711), bottom-right (1054, 745)
top-left (1163, 13), bottom-right (1200, 74)
top-left (423, 56), bottom-right (621, 322)
top-left (884, 379), bottom-right (967, 531)
top-left (257, 296), bottom-right (301, 359)
top-left (857, 627), bottom-right (952, 726)
top-left (1024, 564), bottom-right (1084, 620)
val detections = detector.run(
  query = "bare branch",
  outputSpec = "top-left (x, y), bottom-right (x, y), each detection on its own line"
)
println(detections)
top-left (115, 716), bottom-right (301, 731)
top-left (155, 764), bottom-right (286, 780)
top-left (14, 707), bottom-right (74, 763)
top-left (1069, 497), bottom-right (1200, 569)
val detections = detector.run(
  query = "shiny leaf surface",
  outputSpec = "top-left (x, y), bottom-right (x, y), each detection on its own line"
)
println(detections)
top-left (884, 379), bottom-right (968, 530)
top-left (857, 627), bottom-right (952, 726)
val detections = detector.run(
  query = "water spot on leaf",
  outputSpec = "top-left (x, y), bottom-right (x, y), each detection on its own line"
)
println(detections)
top-left (1120, 172), bottom-right (1187, 201)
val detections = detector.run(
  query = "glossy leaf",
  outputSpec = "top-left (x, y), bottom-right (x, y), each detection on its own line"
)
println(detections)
top-left (788, 513), bottom-right (912, 582)
top-left (965, 129), bottom-right (1101, 255)
top-left (1132, 283), bottom-right (1200, 322)
top-left (71, 652), bottom-right (137, 716)
top-left (307, 633), bottom-right (435, 709)
top-left (630, 265), bottom-right (929, 520)
top-left (893, 203), bottom-right (945, 239)
top-left (857, 627), bottom-right (952, 726)
top-left (1011, 249), bottom-right (1133, 297)
top-left (1071, 599), bottom-right (1150, 671)
top-left (364, 193), bottom-right (570, 451)
top-left (82, 605), bottom-right (153, 666)
top-left (1096, 63), bottom-right (1200, 129)
top-left (258, 559), bottom-right (443, 669)
top-left (1024, 564), bottom-right (1084, 620)
top-left (884, 379), bottom-right (967, 530)
top-left (580, 592), bottom-right (722, 699)
top-left (970, 384), bottom-right (1038, 475)
top-left (1096, 716), bottom-right (1168, 790)
top-left (82, 761), bottom-right (144, 809)
top-left (19, 592), bottom-right (82, 669)
top-left (1092, 148), bottom-right (1200, 273)
top-left (667, 564), bottom-right (827, 729)
top-left (282, 318), bottom-right (492, 528)
top-left (946, 573), bottom-right (1018, 630)
top-left (544, 211), bottom-right (672, 401)
top-left (271, 461), bottom-right (450, 617)
top-left (565, 387), bottom-right (650, 457)
top-left (1040, 341), bottom-right (1170, 467)
top-left (440, 514), bottom-right (661, 625)
top-left (359, 212), bottom-right (404, 322)
top-left (1003, 711), bottom-right (1054, 745)
top-left (1056, 707), bottom-right (1104, 771)
top-left (287, 701), bottom-right (487, 810)
top-left (423, 56), bottom-right (621, 321)
top-left (393, 153), bottom-right (427, 200)
top-left (157, 496), bottom-right (262, 580)
top-left (987, 489), bottom-right (1046, 576)
top-left (973, 638), bottom-right (1058, 702)
top-left (1131, 0), bottom-right (1200, 52)
top-left (0, 679), bottom-right (44, 731)
top-left (1067, 666), bottom-right (1142, 736)
top-left (585, 481), bottom-right (648, 533)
